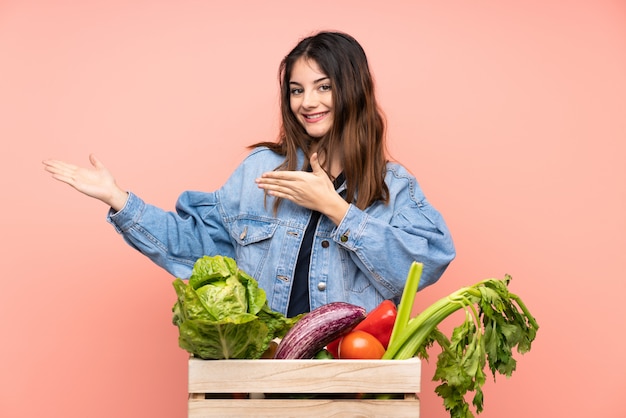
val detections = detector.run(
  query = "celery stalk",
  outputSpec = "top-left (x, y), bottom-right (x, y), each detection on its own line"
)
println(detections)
top-left (383, 287), bottom-right (481, 359)
top-left (386, 262), bottom-right (423, 352)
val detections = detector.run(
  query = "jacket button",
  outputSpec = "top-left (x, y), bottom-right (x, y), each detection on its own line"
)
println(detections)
top-left (317, 282), bottom-right (327, 291)
top-left (321, 240), bottom-right (329, 248)
top-left (340, 234), bottom-right (349, 243)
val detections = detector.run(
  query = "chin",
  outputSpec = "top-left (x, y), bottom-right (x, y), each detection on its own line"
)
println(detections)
top-left (306, 128), bottom-right (331, 138)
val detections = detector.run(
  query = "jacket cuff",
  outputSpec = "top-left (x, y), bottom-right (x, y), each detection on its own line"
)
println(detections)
top-left (106, 191), bottom-right (144, 233)
top-left (333, 204), bottom-right (366, 250)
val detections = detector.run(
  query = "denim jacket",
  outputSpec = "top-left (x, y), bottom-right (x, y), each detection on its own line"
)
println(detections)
top-left (107, 147), bottom-right (455, 315)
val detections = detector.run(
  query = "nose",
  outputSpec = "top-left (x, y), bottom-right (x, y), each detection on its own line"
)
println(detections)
top-left (302, 90), bottom-right (319, 109)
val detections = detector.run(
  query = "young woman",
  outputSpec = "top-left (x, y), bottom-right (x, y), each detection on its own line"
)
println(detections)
top-left (43, 31), bottom-right (455, 317)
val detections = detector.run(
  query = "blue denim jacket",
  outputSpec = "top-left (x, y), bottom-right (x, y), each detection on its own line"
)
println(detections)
top-left (107, 147), bottom-right (455, 315)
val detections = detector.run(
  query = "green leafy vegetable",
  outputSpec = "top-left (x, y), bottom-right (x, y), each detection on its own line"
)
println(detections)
top-left (384, 262), bottom-right (539, 418)
top-left (172, 255), bottom-right (300, 359)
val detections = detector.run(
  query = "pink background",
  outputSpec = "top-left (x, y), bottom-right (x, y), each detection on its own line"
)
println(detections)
top-left (2, 1), bottom-right (625, 417)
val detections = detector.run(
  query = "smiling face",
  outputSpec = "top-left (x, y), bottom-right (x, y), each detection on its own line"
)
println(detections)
top-left (289, 57), bottom-right (334, 138)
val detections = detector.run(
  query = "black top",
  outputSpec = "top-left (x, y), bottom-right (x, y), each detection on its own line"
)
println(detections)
top-left (287, 172), bottom-right (346, 317)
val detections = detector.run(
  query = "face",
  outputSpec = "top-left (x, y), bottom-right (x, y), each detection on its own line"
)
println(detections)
top-left (289, 57), bottom-right (334, 138)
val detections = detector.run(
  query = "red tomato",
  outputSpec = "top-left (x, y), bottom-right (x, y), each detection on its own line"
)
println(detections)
top-left (338, 330), bottom-right (386, 359)
top-left (326, 300), bottom-right (397, 357)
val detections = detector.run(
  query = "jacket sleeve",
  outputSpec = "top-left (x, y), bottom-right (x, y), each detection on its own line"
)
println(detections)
top-left (106, 190), bottom-right (235, 279)
top-left (332, 181), bottom-right (455, 299)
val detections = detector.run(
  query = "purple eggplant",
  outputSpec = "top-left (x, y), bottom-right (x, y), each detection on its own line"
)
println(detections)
top-left (274, 302), bottom-right (366, 359)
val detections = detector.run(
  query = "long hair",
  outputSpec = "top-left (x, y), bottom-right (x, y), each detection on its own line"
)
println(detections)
top-left (251, 31), bottom-right (389, 210)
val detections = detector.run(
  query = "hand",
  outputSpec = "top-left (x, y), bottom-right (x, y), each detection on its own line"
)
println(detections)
top-left (255, 153), bottom-right (349, 225)
top-left (42, 154), bottom-right (128, 211)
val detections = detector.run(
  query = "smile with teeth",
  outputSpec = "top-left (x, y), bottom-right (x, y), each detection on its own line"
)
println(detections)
top-left (303, 112), bottom-right (329, 123)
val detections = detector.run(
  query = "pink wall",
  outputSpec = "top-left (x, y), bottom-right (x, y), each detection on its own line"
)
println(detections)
top-left (1, 1), bottom-right (625, 417)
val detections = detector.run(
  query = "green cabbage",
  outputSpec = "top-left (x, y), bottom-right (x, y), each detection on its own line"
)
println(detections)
top-left (172, 255), bottom-right (299, 359)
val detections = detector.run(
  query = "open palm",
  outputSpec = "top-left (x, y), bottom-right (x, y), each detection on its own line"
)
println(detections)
top-left (43, 154), bottom-right (127, 210)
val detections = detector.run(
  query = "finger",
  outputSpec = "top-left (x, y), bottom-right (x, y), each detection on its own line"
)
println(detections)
top-left (257, 179), bottom-right (291, 193)
top-left (264, 184), bottom-right (294, 199)
top-left (43, 164), bottom-right (64, 176)
top-left (49, 172), bottom-right (75, 185)
top-left (42, 160), bottom-right (77, 174)
top-left (310, 152), bottom-right (323, 174)
top-left (89, 153), bottom-right (104, 169)
top-left (256, 177), bottom-right (280, 187)
top-left (259, 171), bottom-right (299, 181)
top-left (42, 159), bottom-right (74, 169)
top-left (44, 165), bottom-right (77, 185)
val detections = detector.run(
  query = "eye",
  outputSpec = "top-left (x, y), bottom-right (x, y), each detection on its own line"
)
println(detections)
top-left (290, 87), bottom-right (304, 95)
top-left (319, 84), bottom-right (332, 92)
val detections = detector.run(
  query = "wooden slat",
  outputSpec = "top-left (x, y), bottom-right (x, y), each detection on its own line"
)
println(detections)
top-left (188, 358), bottom-right (421, 394)
top-left (188, 398), bottom-right (420, 418)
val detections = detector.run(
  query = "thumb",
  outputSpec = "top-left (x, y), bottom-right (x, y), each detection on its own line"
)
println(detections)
top-left (89, 153), bottom-right (104, 169)
top-left (310, 152), bottom-right (323, 175)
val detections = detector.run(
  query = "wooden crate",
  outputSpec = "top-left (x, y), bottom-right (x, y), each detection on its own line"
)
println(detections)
top-left (188, 357), bottom-right (421, 418)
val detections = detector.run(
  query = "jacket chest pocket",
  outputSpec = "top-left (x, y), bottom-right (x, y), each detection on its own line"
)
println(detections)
top-left (229, 218), bottom-right (278, 277)
top-left (230, 218), bottom-right (277, 246)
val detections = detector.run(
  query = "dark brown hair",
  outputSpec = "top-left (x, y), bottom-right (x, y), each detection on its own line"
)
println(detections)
top-left (251, 31), bottom-right (389, 210)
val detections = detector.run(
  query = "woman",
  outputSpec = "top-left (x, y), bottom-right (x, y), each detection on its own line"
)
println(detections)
top-left (43, 31), bottom-right (455, 317)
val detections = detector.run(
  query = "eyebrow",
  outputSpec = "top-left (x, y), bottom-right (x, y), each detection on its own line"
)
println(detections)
top-left (289, 77), bottom-right (330, 86)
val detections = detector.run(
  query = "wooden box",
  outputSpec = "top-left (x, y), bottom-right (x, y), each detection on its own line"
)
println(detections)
top-left (188, 357), bottom-right (421, 418)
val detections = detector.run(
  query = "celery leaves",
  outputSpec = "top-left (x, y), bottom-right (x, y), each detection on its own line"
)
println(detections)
top-left (384, 263), bottom-right (539, 418)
